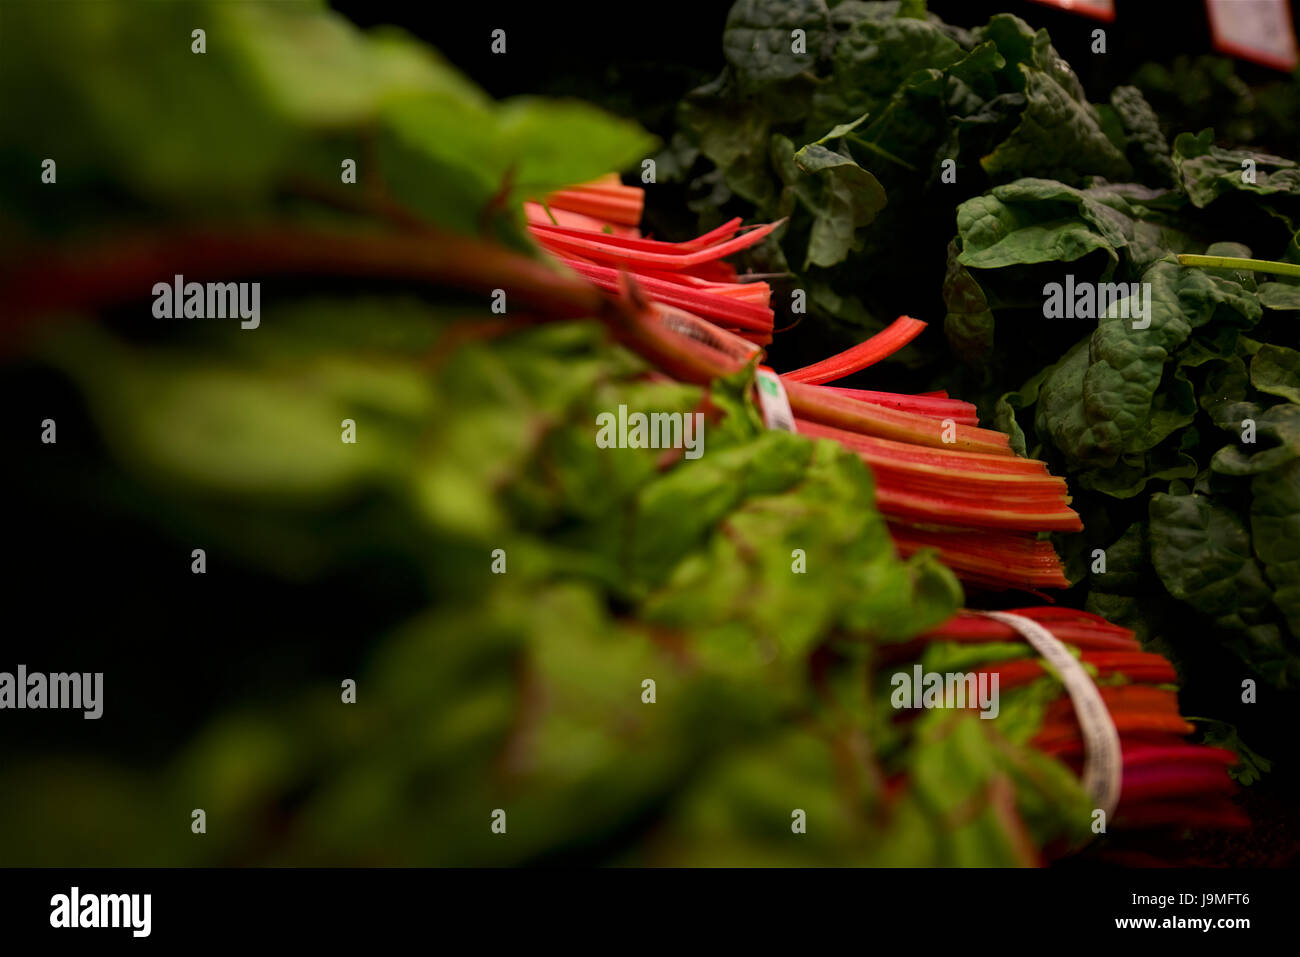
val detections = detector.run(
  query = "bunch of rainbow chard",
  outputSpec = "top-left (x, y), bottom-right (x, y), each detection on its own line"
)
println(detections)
top-left (531, 180), bottom-right (1081, 593)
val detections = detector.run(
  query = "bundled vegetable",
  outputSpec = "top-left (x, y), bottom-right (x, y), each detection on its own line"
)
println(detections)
top-left (905, 608), bottom-right (1246, 836)
top-left (531, 180), bottom-right (1082, 591)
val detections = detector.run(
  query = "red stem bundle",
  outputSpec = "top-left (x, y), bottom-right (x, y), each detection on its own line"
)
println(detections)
top-left (914, 608), bottom-right (1245, 834)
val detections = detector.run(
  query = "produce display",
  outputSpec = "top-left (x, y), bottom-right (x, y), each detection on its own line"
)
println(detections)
top-left (2, 0), bottom-right (1296, 874)
top-left (658, 0), bottom-right (1300, 800)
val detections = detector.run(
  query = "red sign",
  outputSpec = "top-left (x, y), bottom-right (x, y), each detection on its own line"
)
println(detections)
top-left (1025, 0), bottom-right (1117, 22)
top-left (1206, 0), bottom-right (1300, 72)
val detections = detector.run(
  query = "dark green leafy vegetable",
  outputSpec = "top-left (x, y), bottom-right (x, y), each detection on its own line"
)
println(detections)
top-left (1108, 85), bottom-right (1176, 187)
top-left (791, 140), bottom-right (888, 267)
top-left (663, 2), bottom-right (1161, 361)
top-left (1173, 129), bottom-right (1300, 208)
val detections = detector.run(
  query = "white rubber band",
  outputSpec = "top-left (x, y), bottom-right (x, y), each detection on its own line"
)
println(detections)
top-left (977, 611), bottom-right (1122, 819)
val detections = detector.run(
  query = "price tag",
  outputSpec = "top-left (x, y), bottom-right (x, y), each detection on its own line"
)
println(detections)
top-left (1207, 0), bottom-right (1299, 71)
top-left (1025, 0), bottom-right (1116, 22)
top-left (755, 366), bottom-right (797, 433)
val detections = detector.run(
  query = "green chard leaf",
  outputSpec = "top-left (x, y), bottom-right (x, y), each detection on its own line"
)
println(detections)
top-left (943, 238), bottom-right (996, 363)
top-left (1258, 282), bottom-right (1300, 310)
top-left (792, 141), bottom-right (888, 267)
top-left (1251, 344), bottom-right (1300, 403)
top-left (811, 12), bottom-right (963, 127)
top-left (955, 178), bottom-right (1131, 270)
top-left (1173, 128), bottom-right (1300, 207)
top-left (723, 0), bottom-right (833, 90)
top-left (1108, 85), bottom-right (1176, 186)
top-left (1035, 258), bottom-right (1259, 472)
top-left (980, 66), bottom-right (1132, 184)
top-left (1149, 491), bottom-right (1295, 686)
